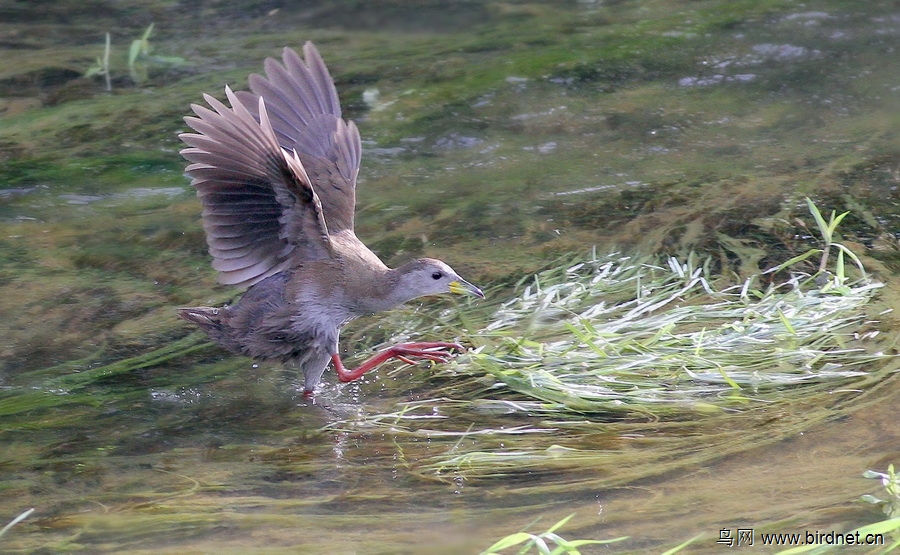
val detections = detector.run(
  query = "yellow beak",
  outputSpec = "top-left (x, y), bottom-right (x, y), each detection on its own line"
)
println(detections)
top-left (449, 279), bottom-right (485, 299)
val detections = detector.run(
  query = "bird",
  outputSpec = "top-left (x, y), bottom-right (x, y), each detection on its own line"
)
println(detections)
top-left (177, 42), bottom-right (483, 394)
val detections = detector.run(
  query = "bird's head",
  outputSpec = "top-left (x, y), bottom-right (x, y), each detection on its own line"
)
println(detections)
top-left (390, 258), bottom-right (484, 306)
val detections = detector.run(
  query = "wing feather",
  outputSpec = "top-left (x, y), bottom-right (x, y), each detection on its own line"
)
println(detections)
top-left (179, 87), bottom-right (334, 288)
top-left (233, 42), bottom-right (361, 232)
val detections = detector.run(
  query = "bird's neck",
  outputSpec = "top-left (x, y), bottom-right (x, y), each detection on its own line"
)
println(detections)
top-left (361, 263), bottom-right (418, 313)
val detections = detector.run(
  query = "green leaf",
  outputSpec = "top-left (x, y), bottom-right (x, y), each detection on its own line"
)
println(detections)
top-left (774, 517), bottom-right (900, 554)
top-left (805, 197), bottom-right (831, 242)
top-left (531, 536), bottom-right (551, 554)
top-left (834, 247), bottom-right (845, 282)
top-left (833, 243), bottom-right (867, 277)
top-left (715, 364), bottom-right (742, 390)
top-left (148, 55), bottom-right (186, 65)
top-left (481, 531), bottom-right (533, 553)
top-left (763, 249), bottom-right (823, 274)
top-left (827, 210), bottom-right (850, 235)
top-left (128, 39), bottom-right (142, 67)
top-left (776, 308), bottom-right (796, 335)
top-left (563, 323), bottom-right (605, 357)
top-left (141, 22), bottom-right (154, 42)
top-left (545, 514), bottom-right (575, 535)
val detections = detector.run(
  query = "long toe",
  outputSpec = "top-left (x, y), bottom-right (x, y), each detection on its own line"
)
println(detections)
top-left (389, 345), bottom-right (456, 363)
top-left (397, 341), bottom-right (465, 352)
top-left (396, 349), bottom-right (453, 362)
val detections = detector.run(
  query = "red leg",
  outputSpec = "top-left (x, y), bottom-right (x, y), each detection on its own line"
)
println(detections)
top-left (332, 342), bottom-right (465, 383)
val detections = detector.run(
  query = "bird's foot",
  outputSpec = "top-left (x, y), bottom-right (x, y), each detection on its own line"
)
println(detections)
top-left (388, 341), bottom-right (465, 365)
top-left (332, 342), bottom-right (466, 383)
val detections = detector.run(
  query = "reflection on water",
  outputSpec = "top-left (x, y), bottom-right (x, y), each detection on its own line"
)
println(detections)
top-left (1, 1), bottom-right (900, 552)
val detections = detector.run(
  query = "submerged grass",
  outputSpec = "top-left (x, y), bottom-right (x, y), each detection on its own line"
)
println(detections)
top-left (468, 254), bottom-right (882, 411)
top-left (0, 508), bottom-right (34, 540)
top-left (381, 249), bottom-right (888, 413)
top-left (326, 233), bottom-right (898, 483)
top-left (479, 513), bottom-right (627, 555)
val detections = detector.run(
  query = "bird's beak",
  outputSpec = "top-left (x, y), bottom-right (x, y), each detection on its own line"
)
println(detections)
top-left (449, 278), bottom-right (485, 299)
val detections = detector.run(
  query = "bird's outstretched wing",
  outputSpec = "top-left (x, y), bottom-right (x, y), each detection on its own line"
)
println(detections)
top-left (180, 87), bottom-right (334, 288)
top-left (234, 42), bottom-right (362, 233)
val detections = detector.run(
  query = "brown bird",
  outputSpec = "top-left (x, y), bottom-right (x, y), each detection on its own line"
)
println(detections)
top-left (177, 42), bottom-right (483, 394)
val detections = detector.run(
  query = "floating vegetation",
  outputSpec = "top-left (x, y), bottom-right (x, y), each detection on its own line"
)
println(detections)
top-left (466, 252), bottom-right (883, 412)
top-left (479, 513), bottom-right (627, 555)
top-left (862, 464), bottom-right (900, 522)
top-left (370, 248), bottom-right (887, 414)
top-left (325, 201), bottom-right (899, 483)
top-left (0, 508), bottom-right (34, 541)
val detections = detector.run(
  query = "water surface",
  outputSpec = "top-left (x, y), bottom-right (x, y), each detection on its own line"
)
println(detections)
top-left (1, 1), bottom-right (899, 552)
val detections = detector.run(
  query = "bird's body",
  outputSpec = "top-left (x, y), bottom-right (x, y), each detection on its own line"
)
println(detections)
top-left (178, 43), bottom-right (482, 393)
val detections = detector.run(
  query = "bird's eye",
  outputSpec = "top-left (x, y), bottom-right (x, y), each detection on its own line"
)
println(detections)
top-left (431, 271), bottom-right (443, 280)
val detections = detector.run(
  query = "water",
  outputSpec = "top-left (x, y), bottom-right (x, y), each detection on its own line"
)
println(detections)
top-left (1, 1), bottom-right (899, 552)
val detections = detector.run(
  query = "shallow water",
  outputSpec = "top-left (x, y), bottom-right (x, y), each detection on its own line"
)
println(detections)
top-left (1, 1), bottom-right (900, 553)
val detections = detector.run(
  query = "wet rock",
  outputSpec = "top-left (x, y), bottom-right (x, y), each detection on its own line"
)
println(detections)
top-left (751, 43), bottom-right (821, 61)
top-left (434, 132), bottom-right (483, 150)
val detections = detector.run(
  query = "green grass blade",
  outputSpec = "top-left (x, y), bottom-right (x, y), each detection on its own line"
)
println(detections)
top-left (0, 508), bottom-right (35, 539)
top-left (833, 243), bottom-right (867, 277)
top-left (805, 197), bottom-right (831, 242)
top-left (544, 514), bottom-right (576, 534)
top-left (763, 249), bottom-right (822, 274)
top-left (481, 532), bottom-right (534, 553)
top-left (827, 210), bottom-right (850, 236)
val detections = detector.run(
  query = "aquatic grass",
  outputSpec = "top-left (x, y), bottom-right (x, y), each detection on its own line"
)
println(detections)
top-left (340, 380), bottom-right (898, 487)
top-left (84, 32), bottom-right (112, 91)
top-left (84, 23), bottom-right (186, 89)
top-left (765, 197), bottom-right (865, 285)
top-left (479, 513), bottom-right (627, 555)
top-left (383, 250), bottom-right (886, 413)
top-left (0, 508), bottom-right (34, 540)
top-left (0, 333), bottom-right (215, 421)
top-left (862, 464), bottom-right (900, 522)
top-left (325, 256), bottom-right (896, 483)
top-left (773, 517), bottom-right (900, 554)
top-left (493, 509), bottom-right (897, 555)
top-left (20, 332), bottom-right (213, 389)
top-left (326, 199), bottom-right (898, 482)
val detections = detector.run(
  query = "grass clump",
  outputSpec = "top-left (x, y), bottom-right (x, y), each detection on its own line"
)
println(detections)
top-left (480, 513), bottom-right (627, 555)
top-left (461, 251), bottom-right (881, 412)
top-left (326, 198), bottom-right (897, 482)
top-left (373, 245), bottom-right (884, 415)
top-left (862, 464), bottom-right (900, 523)
top-left (85, 23), bottom-right (185, 90)
top-left (366, 197), bottom-right (887, 414)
